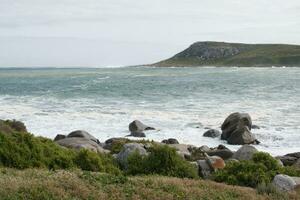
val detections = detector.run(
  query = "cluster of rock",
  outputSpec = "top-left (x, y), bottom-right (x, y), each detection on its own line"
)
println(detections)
top-left (50, 114), bottom-right (300, 192)
top-left (202, 112), bottom-right (259, 145)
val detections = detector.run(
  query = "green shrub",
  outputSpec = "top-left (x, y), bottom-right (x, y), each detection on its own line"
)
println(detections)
top-left (214, 160), bottom-right (271, 187)
top-left (0, 129), bottom-right (121, 174)
top-left (214, 152), bottom-right (300, 188)
top-left (126, 145), bottom-right (198, 179)
top-left (74, 149), bottom-right (121, 174)
top-left (279, 166), bottom-right (300, 177)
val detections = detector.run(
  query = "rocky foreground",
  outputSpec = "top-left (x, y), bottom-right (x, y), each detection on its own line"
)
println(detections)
top-left (53, 112), bottom-right (300, 193)
top-left (1, 112), bottom-right (300, 199)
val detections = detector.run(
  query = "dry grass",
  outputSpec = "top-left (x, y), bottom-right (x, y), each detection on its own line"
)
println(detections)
top-left (0, 168), bottom-right (298, 200)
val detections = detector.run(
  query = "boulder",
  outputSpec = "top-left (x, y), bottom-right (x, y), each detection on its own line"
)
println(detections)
top-left (273, 174), bottom-right (297, 191)
top-left (54, 134), bottom-right (66, 141)
top-left (277, 156), bottom-right (298, 166)
top-left (286, 152), bottom-right (300, 159)
top-left (206, 156), bottom-right (225, 170)
top-left (207, 149), bottom-right (233, 160)
top-left (128, 120), bottom-right (155, 137)
top-left (203, 129), bottom-right (221, 138)
top-left (196, 160), bottom-right (212, 179)
top-left (221, 112), bottom-right (256, 145)
top-left (161, 138), bottom-right (179, 144)
top-left (67, 130), bottom-right (100, 144)
top-left (251, 124), bottom-right (260, 129)
top-left (116, 143), bottom-right (148, 168)
top-left (103, 137), bottom-right (130, 150)
top-left (168, 144), bottom-right (194, 159)
top-left (232, 145), bottom-right (258, 161)
top-left (56, 137), bottom-right (107, 153)
top-left (199, 145), bottom-right (211, 152)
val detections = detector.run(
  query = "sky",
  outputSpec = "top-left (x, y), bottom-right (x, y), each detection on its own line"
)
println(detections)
top-left (0, 0), bottom-right (300, 67)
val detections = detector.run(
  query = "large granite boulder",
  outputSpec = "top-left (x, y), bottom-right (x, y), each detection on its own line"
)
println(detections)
top-left (203, 129), bottom-right (221, 138)
top-left (232, 145), bottom-right (258, 161)
top-left (67, 130), bottom-right (100, 144)
top-left (116, 143), bottom-right (148, 168)
top-left (56, 137), bottom-right (107, 153)
top-left (273, 174), bottom-right (297, 191)
top-left (221, 112), bottom-right (256, 145)
top-left (55, 130), bottom-right (106, 153)
top-left (128, 120), bottom-right (155, 137)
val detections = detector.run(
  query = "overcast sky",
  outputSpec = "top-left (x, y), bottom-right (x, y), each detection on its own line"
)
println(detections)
top-left (0, 0), bottom-right (300, 67)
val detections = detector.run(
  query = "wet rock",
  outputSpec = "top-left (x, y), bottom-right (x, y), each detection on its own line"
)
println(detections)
top-left (221, 112), bottom-right (256, 145)
top-left (277, 156), bottom-right (298, 166)
top-left (273, 174), bottom-right (297, 191)
top-left (203, 129), bottom-right (221, 138)
top-left (128, 120), bottom-right (154, 137)
top-left (54, 134), bottom-right (66, 141)
top-left (232, 145), bottom-right (258, 161)
top-left (161, 138), bottom-right (179, 144)
top-left (116, 143), bottom-right (148, 168)
top-left (251, 124), bottom-right (260, 129)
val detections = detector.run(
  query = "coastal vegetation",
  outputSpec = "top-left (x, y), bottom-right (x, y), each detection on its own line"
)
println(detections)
top-left (1, 119), bottom-right (300, 199)
top-left (153, 41), bottom-right (300, 67)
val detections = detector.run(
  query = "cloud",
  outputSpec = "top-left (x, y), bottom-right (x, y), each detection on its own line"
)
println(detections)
top-left (0, 0), bottom-right (300, 67)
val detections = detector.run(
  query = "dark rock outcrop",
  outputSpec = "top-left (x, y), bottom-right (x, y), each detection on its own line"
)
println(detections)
top-left (277, 152), bottom-right (300, 166)
top-left (221, 112), bottom-right (257, 145)
top-left (203, 129), bottom-right (221, 138)
top-left (54, 134), bottom-right (66, 141)
top-left (207, 145), bottom-right (233, 160)
top-left (128, 120), bottom-right (155, 137)
top-left (161, 138), bottom-right (179, 144)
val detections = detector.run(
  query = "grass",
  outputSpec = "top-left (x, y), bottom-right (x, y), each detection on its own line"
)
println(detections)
top-left (154, 42), bottom-right (300, 67)
top-left (0, 167), bottom-right (289, 200)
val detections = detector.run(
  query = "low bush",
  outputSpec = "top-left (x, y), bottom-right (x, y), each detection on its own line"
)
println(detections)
top-left (214, 152), bottom-right (300, 188)
top-left (0, 129), bottom-right (121, 174)
top-left (74, 149), bottom-right (121, 174)
top-left (126, 145), bottom-right (198, 179)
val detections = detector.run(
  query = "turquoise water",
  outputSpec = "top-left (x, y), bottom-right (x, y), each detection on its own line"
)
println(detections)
top-left (0, 67), bottom-right (299, 155)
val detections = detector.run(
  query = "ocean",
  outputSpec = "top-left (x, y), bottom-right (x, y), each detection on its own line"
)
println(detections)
top-left (0, 67), bottom-right (299, 155)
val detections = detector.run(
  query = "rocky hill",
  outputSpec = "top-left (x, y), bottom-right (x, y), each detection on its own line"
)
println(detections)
top-left (152, 42), bottom-right (300, 67)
